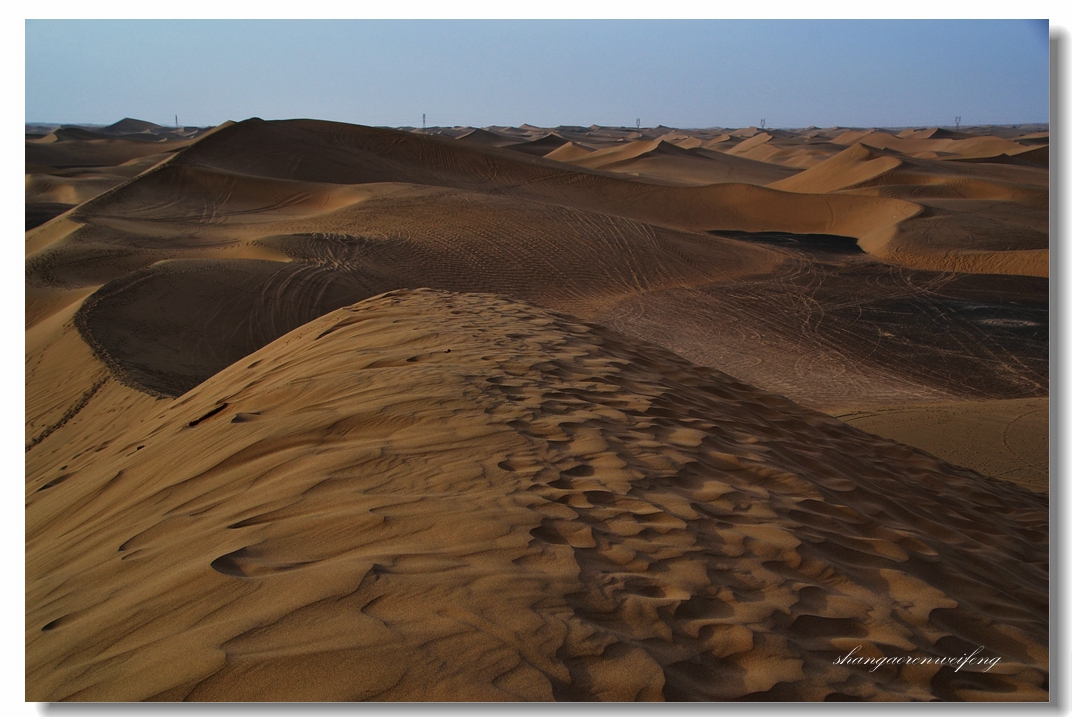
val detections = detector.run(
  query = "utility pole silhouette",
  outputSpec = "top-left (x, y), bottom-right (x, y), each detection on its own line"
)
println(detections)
top-left (423, 114), bottom-right (426, 130)
top-left (636, 118), bottom-right (640, 129)
top-left (175, 115), bottom-right (178, 129)
top-left (760, 119), bottom-right (766, 129)
top-left (955, 116), bottom-right (961, 129)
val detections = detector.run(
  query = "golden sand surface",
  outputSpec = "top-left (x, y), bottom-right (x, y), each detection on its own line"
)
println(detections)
top-left (27, 290), bottom-right (1047, 701)
top-left (26, 119), bottom-right (1048, 701)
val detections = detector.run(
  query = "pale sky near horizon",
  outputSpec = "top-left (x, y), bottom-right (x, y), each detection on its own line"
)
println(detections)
top-left (24, 19), bottom-right (1051, 130)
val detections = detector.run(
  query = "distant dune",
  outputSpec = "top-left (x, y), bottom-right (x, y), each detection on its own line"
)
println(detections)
top-left (27, 119), bottom-right (1045, 406)
top-left (769, 143), bottom-right (902, 194)
top-left (25, 118), bottom-right (206, 231)
top-left (552, 138), bottom-right (801, 186)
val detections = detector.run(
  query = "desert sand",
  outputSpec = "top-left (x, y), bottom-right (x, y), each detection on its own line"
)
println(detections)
top-left (835, 398), bottom-right (1048, 493)
top-left (26, 118), bottom-right (1048, 701)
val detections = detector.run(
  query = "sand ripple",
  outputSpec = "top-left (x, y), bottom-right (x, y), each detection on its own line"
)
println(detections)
top-left (26, 290), bottom-right (1047, 701)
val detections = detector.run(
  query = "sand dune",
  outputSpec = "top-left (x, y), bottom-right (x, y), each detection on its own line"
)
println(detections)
top-left (896, 128), bottom-right (973, 141)
top-left (26, 289), bottom-right (1048, 701)
top-left (25, 151), bottom-right (179, 230)
top-left (103, 118), bottom-right (158, 133)
top-left (700, 134), bottom-right (732, 147)
top-left (551, 138), bottom-right (801, 186)
top-left (725, 132), bottom-right (773, 156)
top-left (660, 133), bottom-right (703, 149)
top-left (125, 119), bottom-right (922, 254)
top-left (25, 119), bottom-right (1049, 702)
top-left (555, 138), bottom-right (673, 168)
top-left (701, 131), bottom-right (848, 169)
top-left (762, 137), bottom-right (1048, 277)
top-left (835, 397), bottom-right (1048, 493)
top-left (25, 174), bottom-right (120, 208)
top-left (769, 143), bottom-right (902, 194)
top-left (453, 127), bottom-right (518, 148)
top-left (501, 133), bottom-right (570, 157)
top-left (26, 133), bottom-right (194, 169)
top-left (32, 167), bottom-right (1042, 412)
top-left (57, 181), bottom-right (778, 396)
top-left (954, 145), bottom-right (1048, 168)
top-left (26, 119), bottom-right (1044, 410)
top-left (25, 119), bottom-right (198, 231)
top-left (543, 140), bottom-right (597, 162)
top-left (728, 127), bottom-right (760, 138)
top-left (831, 129), bottom-right (1033, 161)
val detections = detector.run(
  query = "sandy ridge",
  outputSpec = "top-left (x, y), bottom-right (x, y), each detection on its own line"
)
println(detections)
top-left (26, 289), bottom-right (1047, 701)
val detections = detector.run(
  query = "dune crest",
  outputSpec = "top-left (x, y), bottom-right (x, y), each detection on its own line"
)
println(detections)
top-left (26, 289), bottom-right (1048, 702)
top-left (29, 118), bottom-right (1045, 276)
top-left (769, 143), bottom-right (902, 194)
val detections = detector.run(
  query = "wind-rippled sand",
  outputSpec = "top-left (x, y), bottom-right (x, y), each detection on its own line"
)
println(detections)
top-left (26, 290), bottom-right (1047, 701)
top-left (25, 119), bottom-right (1048, 701)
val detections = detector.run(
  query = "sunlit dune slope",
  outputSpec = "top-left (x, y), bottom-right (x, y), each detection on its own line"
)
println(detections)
top-left (767, 140), bottom-right (1048, 277)
top-left (26, 289), bottom-right (1048, 702)
top-left (541, 140), bottom-right (595, 162)
top-left (769, 144), bottom-right (903, 194)
top-left (831, 130), bottom-right (1037, 161)
top-left (26, 298), bottom-right (162, 469)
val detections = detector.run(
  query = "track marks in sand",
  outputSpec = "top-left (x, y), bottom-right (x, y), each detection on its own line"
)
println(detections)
top-left (26, 290), bottom-right (1047, 701)
top-left (73, 258), bottom-right (400, 397)
top-left (25, 376), bottom-right (110, 452)
top-left (35, 120), bottom-right (1044, 411)
top-left (602, 247), bottom-right (1046, 409)
top-left (71, 188), bottom-right (781, 397)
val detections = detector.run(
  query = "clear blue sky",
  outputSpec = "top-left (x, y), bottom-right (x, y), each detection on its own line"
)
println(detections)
top-left (25, 20), bottom-right (1049, 129)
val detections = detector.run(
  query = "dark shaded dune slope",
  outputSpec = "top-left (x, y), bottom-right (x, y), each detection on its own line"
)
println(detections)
top-left (502, 133), bottom-right (570, 156)
top-left (75, 259), bottom-right (396, 397)
top-left (602, 252), bottom-right (1048, 406)
top-left (70, 186), bottom-right (782, 397)
top-left (253, 188), bottom-right (778, 303)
